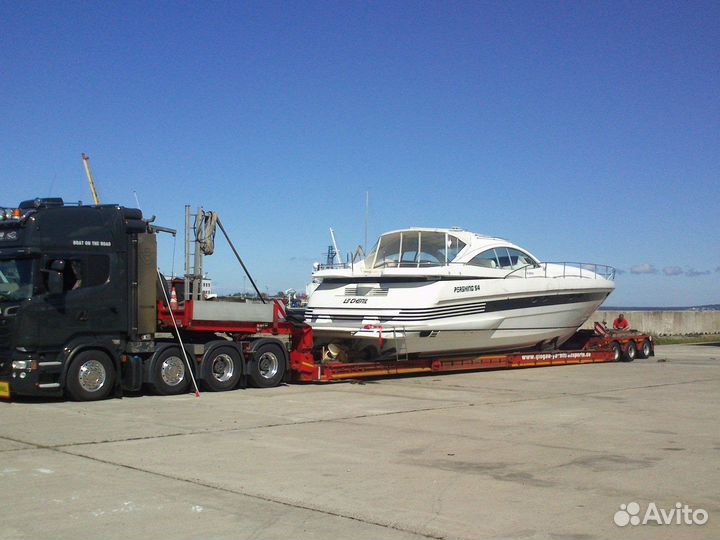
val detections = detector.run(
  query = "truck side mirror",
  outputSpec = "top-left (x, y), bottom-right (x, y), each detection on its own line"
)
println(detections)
top-left (47, 271), bottom-right (64, 295)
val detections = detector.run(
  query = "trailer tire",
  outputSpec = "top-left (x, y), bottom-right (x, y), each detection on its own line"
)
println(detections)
top-left (623, 341), bottom-right (637, 362)
top-left (610, 341), bottom-right (622, 362)
top-left (248, 342), bottom-right (286, 388)
top-left (200, 346), bottom-right (242, 392)
top-left (637, 339), bottom-right (652, 359)
top-left (66, 349), bottom-right (115, 401)
top-left (148, 347), bottom-right (190, 395)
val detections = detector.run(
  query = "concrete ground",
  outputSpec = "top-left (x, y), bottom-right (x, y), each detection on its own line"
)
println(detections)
top-left (0, 344), bottom-right (718, 540)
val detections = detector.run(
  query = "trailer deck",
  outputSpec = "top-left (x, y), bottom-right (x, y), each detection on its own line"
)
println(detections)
top-left (288, 328), bottom-right (653, 383)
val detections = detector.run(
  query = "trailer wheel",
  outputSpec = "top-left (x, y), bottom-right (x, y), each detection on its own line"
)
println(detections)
top-left (248, 342), bottom-right (286, 388)
top-left (66, 350), bottom-right (115, 401)
top-left (610, 341), bottom-right (622, 362)
top-left (637, 339), bottom-right (652, 359)
top-left (200, 346), bottom-right (242, 391)
top-left (148, 347), bottom-right (190, 395)
top-left (623, 341), bottom-right (637, 362)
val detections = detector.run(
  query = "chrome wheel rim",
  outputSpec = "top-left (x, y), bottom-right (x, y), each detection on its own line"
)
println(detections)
top-left (78, 359), bottom-right (106, 393)
top-left (161, 355), bottom-right (185, 386)
top-left (258, 352), bottom-right (279, 379)
top-left (642, 342), bottom-right (651, 357)
top-left (212, 353), bottom-right (234, 382)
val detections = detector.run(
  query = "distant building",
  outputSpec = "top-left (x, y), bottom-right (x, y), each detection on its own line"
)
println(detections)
top-left (201, 276), bottom-right (215, 299)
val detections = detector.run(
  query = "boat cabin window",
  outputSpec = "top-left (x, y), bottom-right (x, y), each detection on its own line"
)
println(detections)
top-left (468, 249), bottom-right (500, 268)
top-left (367, 231), bottom-right (466, 269)
top-left (446, 235), bottom-right (465, 262)
top-left (468, 248), bottom-right (537, 270)
top-left (507, 248), bottom-right (536, 268)
top-left (496, 248), bottom-right (512, 268)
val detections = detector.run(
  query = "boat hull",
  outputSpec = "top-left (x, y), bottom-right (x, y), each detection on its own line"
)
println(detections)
top-left (305, 278), bottom-right (613, 356)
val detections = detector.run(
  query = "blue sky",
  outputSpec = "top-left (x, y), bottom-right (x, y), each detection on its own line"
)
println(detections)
top-left (1, 1), bottom-right (718, 306)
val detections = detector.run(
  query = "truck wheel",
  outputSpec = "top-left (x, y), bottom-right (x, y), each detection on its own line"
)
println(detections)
top-left (248, 342), bottom-right (286, 388)
top-left (610, 341), bottom-right (622, 362)
top-left (637, 340), bottom-right (652, 359)
top-left (66, 350), bottom-right (115, 401)
top-left (200, 346), bottom-right (241, 391)
top-left (623, 341), bottom-right (637, 362)
top-left (149, 347), bottom-right (190, 395)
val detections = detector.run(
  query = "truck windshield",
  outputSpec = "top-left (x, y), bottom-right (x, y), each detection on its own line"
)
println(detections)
top-left (0, 258), bottom-right (34, 301)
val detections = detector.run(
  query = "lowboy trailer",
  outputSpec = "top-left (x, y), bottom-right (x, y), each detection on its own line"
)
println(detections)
top-left (0, 198), bottom-right (652, 401)
top-left (288, 327), bottom-right (653, 382)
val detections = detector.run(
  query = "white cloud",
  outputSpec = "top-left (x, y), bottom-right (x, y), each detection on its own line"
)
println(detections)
top-left (631, 264), bottom-right (657, 275)
top-left (662, 266), bottom-right (683, 276)
top-left (685, 268), bottom-right (710, 277)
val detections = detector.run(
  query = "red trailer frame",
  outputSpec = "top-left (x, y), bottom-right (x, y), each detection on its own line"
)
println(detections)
top-left (158, 298), bottom-right (295, 337)
top-left (288, 327), bottom-right (654, 383)
top-left (158, 298), bottom-right (653, 386)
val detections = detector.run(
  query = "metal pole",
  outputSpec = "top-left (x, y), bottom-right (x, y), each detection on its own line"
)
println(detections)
top-left (184, 205), bottom-right (191, 301)
top-left (216, 218), bottom-right (266, 303)
top-left (330, 228), bottom-right (341, 265)
top-left (156, 268), bottom-right (201, 397)
top-left (193, 207), bottom-right (203, 301)
top-left (364, 190), bottom-right (369, 254)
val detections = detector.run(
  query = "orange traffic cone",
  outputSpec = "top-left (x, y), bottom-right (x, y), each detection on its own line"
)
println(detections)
top-left (169, 286), bottom-right (178, 309)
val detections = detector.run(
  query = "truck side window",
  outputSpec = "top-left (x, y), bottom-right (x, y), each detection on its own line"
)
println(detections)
top-left (66, 260), bottom-right (83, 291)
top-left (44, 256), bottom-right (110, 292)
top-left (85, 255), bottom-right (110, 287)
top-left (42, 259), bottom-right (81, 293)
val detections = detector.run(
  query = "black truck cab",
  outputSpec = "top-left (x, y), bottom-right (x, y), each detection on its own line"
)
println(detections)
top-left (0, 198), bottom-right (154, 399)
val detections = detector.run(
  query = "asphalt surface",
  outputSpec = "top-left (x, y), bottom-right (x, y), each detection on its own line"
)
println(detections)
top-left (1, 343), bottom-right (718, 539)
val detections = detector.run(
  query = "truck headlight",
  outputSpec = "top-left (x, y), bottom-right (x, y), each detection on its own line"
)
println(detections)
top-left (12, 360), bottom-right (36, 370)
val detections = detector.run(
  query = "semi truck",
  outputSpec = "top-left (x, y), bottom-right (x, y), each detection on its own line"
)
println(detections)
top-left (0, 197), bottom-right (653, 402)
top-left (0, 198), bottom-right (308, 400)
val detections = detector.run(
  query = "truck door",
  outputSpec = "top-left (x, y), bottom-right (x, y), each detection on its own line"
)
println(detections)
top-left (31, 255), bottom-right (120, 347)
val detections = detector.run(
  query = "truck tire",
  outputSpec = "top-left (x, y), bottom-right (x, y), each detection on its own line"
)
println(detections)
top-left (200, 346), bottom-right (242, 391)
top-left (637, 339), bottom-right (652, 359)
top-left (148, 347), bottom-right (190, 395)
top-left (623, 341), bottom-right (637, 362)
top-left (66, 349), bottom-right (115, 401)
top-left (610, 341), bottom-right (622, 362)
top-left (248, 342), bottom-right (286, 388)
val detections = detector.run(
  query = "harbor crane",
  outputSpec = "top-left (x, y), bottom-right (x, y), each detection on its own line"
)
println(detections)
top-left (81, 153), bottom-right (101, 205)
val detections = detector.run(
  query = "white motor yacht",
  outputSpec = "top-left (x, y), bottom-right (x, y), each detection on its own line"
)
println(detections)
top-left (305, 228), bottom-right (615, 358)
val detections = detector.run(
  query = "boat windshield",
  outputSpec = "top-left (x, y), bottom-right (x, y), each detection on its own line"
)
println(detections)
top-left (0, 258), bottom-right (35, 302)
top-left (365, 231), bottom-right (466, 269)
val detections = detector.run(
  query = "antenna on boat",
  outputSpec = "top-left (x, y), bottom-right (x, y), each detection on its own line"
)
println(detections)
top-left (329, 228), bottom-right (341, 265)
top-left (364, 191), bottom-right (369, 254)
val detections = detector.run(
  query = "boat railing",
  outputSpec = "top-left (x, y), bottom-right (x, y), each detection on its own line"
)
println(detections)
top-left (316, 262), bottom-right (351, 270)
top-left (504, 262), bottom-right (616, 280)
